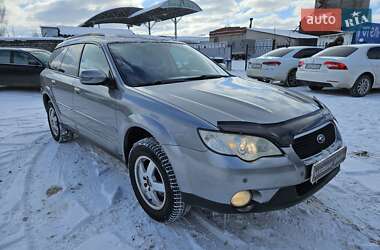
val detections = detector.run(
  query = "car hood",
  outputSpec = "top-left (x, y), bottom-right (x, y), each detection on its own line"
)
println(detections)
top-left (137, 77), bottom-right (320, 126)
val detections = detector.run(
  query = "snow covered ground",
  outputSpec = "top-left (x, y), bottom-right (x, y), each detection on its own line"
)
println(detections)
top-left (0, 62), bottom-right (379, 250)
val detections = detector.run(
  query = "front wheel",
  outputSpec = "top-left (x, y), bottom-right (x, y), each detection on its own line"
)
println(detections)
top-left (350, 75), bottom-right (373, 97)
top-left (128, 138), bottom-right (189, 223)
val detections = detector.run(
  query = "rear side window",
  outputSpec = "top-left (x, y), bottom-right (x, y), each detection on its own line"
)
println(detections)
top-left (317, 46), bottom-right (358, 57)
top-left (367, 47), bottom-right (380, 60)
top-left (293, 48), bottom-right (323, 59)
top-left (263, 48), bottom-right (294, 57)
top-left (12, 51), bottom-right (40, 66)
top-left (60, 44), bottom-right (84, 76)
top-left (79, 44), bottom-right (110, 76)
top-left (0, 50), bottom-right (10, 64)
top-left (49, 47), bottom-right (66, 71)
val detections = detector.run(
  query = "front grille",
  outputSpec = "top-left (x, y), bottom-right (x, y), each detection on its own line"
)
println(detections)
top-left (293, 123), bottom-right (336, 159)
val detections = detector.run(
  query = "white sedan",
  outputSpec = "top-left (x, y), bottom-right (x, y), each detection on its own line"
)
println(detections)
top-left (246, 46), bottom-right (323, 86)
top-left (297, 44), bottom-right (380, 97)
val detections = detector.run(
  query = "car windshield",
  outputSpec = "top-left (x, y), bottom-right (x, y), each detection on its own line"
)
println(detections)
top-left (316, 46), bottom-right (358, 57)
top-left (263, 48), bottom-right (294, 57)
top-left (30, 51), bottom-right (51, 66)
top-left (108, 42), bottom-right (229, 87)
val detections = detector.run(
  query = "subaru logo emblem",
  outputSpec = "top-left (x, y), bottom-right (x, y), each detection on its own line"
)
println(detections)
top-left (317, 134), bottom-right (326, 144)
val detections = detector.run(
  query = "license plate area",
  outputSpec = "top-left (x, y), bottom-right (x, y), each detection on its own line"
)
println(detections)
top-left (306, 63), bottom-right (321, 70)
top-left (251, 63), bottom-right (262, 69)
top-left (310, 147), bottom-right (347, 184)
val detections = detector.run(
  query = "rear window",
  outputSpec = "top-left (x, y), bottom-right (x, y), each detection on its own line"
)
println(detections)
top-left (316, 46), bottom-right (358, 57)
top-left (263, 48), bottom-right (294, 57)
top-left (293, 48), bottom-right (324, 59)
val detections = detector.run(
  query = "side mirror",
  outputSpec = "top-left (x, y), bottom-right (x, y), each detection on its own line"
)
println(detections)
top-left (80, 69), bottom-right (108, 85)
top-left (218, 63), bottom-right (227, 70)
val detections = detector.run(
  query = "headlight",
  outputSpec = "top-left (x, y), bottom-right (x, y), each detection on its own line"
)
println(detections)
top-left (198, 130), bottom-right (283, 162)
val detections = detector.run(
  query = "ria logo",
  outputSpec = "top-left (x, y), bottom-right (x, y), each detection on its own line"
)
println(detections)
top-left (342, 9), bottom-right (372, 31)
top-left (317, 134), bottom-right (326, 144)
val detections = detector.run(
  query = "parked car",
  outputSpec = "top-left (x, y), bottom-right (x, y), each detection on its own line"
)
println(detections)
top-left (41, 34), bottom-right (346, 223)
top-left (0, 47), bottom-right (51, 87)
top-left (247, 46), bottom-right (323, 86)
top-left (297, 44), bottom-right (380, 97)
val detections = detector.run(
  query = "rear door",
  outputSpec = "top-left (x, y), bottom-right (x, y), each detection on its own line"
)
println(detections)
top-left (45, 45), bottom-right (82, 128)
top-left (73, 43), bottom-right (118, 151)
top-left (10, 50), bottom-right (45, 86)
top-left (0, 50), bottom-right (12, 86)
top-left (367, 47), bottom-right (380, 87)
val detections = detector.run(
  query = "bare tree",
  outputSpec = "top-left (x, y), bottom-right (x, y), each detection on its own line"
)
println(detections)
top-left (0, 0), bottom-right (7, 36)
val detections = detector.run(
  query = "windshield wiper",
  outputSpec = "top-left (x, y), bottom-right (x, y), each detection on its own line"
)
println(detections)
top-left (143, 75), bottom-right (229, 86)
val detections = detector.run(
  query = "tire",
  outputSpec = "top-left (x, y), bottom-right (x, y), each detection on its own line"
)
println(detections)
top-left (47, 101), bottom-right (74, 143)
top-left (350, 74), bottom-right (373, 97)
top-left (286, 69), bottom-right (298, 87)
top-left (128, 137), bottom-right (188, 223)
top-left (309, 86), bottom-right (324, 91)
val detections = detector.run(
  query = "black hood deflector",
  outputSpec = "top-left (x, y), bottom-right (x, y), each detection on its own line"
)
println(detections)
top-left (217, 109), bottom-right (334, 147)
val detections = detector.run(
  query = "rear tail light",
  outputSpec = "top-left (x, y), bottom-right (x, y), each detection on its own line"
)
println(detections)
top-left (298, 61), bottom-right (305, 68)
top-left (324, 61), bottom-right (348, 70)
top-left (263, 61), bottom-right (281, 66)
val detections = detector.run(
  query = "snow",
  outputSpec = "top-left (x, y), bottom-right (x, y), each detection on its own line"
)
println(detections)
top-left (0, 64), bottom-right (380, 249)
top-left (57, 26), bottom-right (134, 37)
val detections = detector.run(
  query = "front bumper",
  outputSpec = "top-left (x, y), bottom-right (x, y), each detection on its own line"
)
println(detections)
top-left (182, 167), bottom-right (340, 213)
top-left (163, 129), bottom-right (344, 213)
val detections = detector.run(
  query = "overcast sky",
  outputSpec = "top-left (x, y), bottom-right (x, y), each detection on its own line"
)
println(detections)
top-left (2, 0), bottom-right (380, 37)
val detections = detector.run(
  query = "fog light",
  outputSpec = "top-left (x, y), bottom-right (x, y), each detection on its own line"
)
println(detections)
top-left (231, 191), bottom-right (252, 207)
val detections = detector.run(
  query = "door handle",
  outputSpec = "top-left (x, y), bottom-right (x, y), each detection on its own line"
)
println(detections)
top-left (74, 87), bottom-right (81, 94)
top-left (51, 80), bottom-right (56, 85)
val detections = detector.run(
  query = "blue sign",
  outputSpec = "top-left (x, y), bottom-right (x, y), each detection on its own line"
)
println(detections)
top-left (354, 23), bottom-right (380, 44)
top-left (342, 8), bottom-right (372, 31)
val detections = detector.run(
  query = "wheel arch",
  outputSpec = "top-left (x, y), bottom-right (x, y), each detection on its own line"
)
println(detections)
top-left (358, 72), bottom-right (375, 86)
top-left (123, 126), bottom-right (154, 165)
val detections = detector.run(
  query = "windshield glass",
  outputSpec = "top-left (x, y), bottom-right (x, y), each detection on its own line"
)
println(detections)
top-left (108, 42), bottom-right (229, 87)
top-left (263, 48), bottom-right (294, 57)
top-left (31, 51), bottom-right (51, 66)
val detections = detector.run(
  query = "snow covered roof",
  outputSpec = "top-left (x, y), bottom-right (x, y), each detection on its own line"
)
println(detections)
top-left (0, 36), bottom-right (64, 41)
top-left (249, 28), bottom-right (318, 39)
top-left (57, 26), bottom-right (134, 37)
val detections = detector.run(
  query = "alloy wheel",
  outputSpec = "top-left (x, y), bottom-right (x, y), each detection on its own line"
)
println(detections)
top-left (134, 155), bottom-right (166, 210)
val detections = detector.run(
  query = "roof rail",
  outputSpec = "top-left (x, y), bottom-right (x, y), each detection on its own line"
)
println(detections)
top-left (69, 33), bottom-right (106, 39)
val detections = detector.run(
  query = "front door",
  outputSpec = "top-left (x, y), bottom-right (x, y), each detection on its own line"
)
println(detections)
top-left (73, 44), bottom-right (118, 152)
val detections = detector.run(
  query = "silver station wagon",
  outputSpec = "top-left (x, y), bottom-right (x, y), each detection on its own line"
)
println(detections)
top-left (41, 34), bottom-right (347, 223)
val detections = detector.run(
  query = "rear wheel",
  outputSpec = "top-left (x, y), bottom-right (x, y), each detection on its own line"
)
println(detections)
top-left (309, 86), bottom-right (324, 91)
top-left (286, 69), bottom-right (298, 87)
top-left (129, 138), bottom-right (189, 223)
top-left (350, 74), bottom-right (373, 97)
top-left (47, 101), bottom-right (74, 143)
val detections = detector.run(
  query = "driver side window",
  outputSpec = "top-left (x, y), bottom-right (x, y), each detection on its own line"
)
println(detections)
top-left (79, 44), bottom-right (110, 76)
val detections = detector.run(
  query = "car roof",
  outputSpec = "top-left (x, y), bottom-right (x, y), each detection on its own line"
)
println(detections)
top-left (56, 33), bottom-right (184, 49)
top-left (273, 46), bottom-right (322, 50)
top-left (0, 47), bottom-right (50, 53)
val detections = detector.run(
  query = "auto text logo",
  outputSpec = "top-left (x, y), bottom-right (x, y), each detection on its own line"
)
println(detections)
top-left (301, 8), bottom-right (372, 32)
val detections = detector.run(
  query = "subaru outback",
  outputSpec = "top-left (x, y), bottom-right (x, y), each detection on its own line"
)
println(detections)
top-left (41, 34), bottom-right (346, 223)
